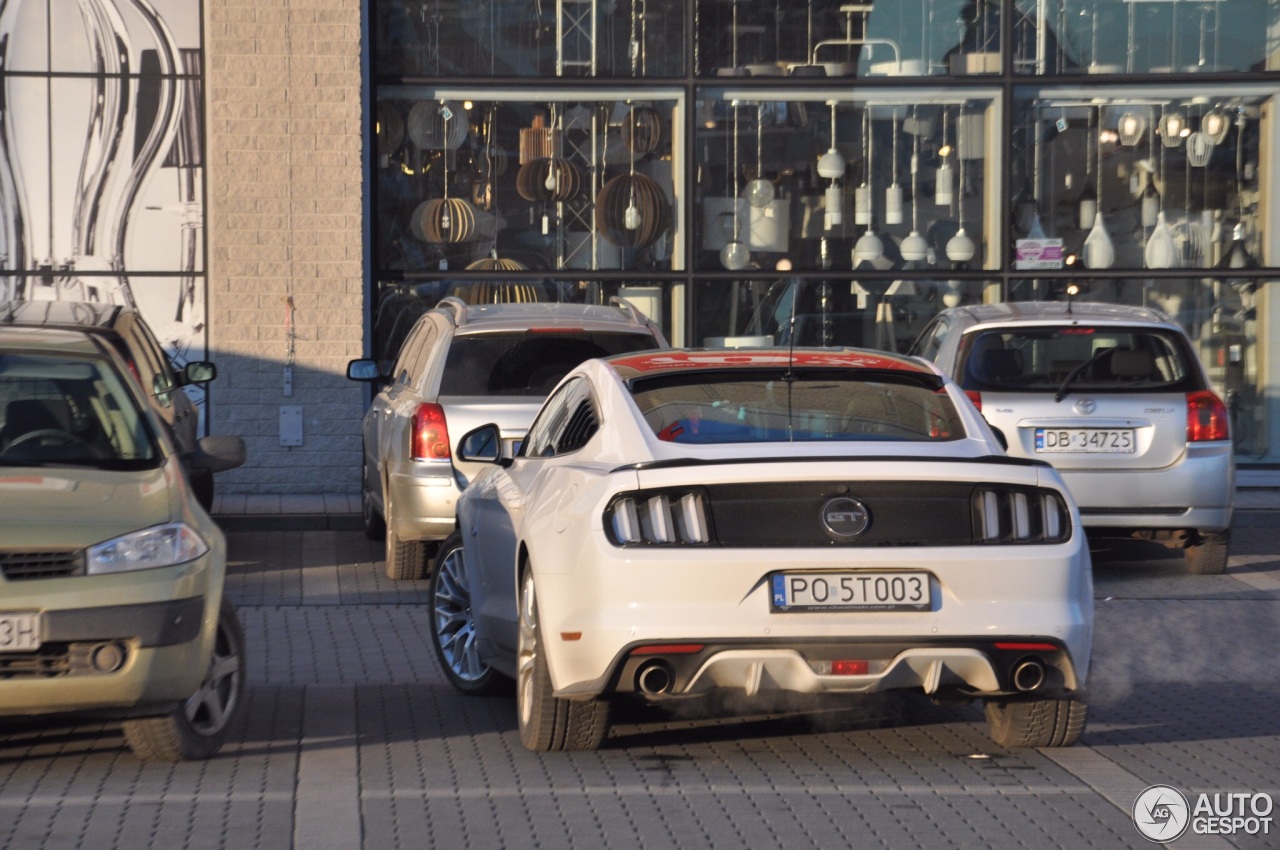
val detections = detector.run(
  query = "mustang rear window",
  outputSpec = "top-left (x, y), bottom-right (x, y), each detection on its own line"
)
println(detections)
top-left (959, 326), bottom-right (1197, 393)
top-left (630, 369), bottom-right (965, 444)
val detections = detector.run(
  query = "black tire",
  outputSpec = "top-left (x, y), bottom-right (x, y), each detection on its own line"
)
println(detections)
top-left (516, 570), bottom-right (609, 751)
top-left (429, 532), bottom-right (507, 695)
top-left (122, 600), bottom-right (246, 762)
top-left (984, 696), bottom-right (1087, 748)
top-left (1184, 530), bottom-right (1230, 575)
top-left (385, 527), bottom-right (428, 580)
top-left (383, 490), bottom-right (428, 580)
top-left (361, 455), bottom-right (386, 541)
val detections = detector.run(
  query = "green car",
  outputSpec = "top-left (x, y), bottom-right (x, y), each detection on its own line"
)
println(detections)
top-left (0, 324), bottom-right (246, 760)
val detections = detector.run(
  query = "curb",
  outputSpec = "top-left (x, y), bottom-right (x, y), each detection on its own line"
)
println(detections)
top-left (213, 513), bottom-right (364, 532)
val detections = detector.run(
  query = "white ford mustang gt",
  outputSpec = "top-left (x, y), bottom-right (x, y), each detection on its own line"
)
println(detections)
top-left (430, 348), bottom-right (1093, 752)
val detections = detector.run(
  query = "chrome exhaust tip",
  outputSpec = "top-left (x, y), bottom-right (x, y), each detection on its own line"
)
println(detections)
top-left (635, 660), bottom-right (675, 696)
top-left (1012, 658), bottom-right (1047, 692)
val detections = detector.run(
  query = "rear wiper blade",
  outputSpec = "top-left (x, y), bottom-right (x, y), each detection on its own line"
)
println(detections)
top-left (1054, 348), bottom-right (1113, 403)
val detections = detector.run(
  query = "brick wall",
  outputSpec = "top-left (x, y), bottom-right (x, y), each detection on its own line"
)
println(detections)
top-left (205, 0), bottom-right (366, 494)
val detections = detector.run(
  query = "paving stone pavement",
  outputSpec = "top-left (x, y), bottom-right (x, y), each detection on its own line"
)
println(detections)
top-left (0, 524), bottom-right (1277, 849)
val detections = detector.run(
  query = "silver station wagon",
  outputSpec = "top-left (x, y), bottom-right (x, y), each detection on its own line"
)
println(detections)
top-left (347, 297), bottom-right (667, 580)
top-left (909, 301), bottom-right (1234, 574)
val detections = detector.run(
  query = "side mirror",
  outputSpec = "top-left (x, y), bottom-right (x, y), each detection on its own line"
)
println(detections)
top-left (457, 423), bottom-right (504, 465)
top-left (989, 425), bottom-right (1009, 452)
top-left (184, 435), bottom-right (247, 474)
top-left (179, 361), bottom-right (218, 385)
top-left (347, 358), bottom-right (382, 381)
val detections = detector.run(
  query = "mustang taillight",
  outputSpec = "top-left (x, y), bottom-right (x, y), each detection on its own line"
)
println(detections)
top-left (972, 487), bottom-right (1070, 543)
top-left (411, 403), bottom-right (451, 460)
top-left (1187, 390), bottom-right (1230, 442)
top-left (607, 491), bottom-right (711, 545)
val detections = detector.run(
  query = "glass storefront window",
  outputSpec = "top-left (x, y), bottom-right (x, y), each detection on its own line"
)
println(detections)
top-left (694, 90), bottom-right (1001, 274)
top-left (694, 0), bottom-right (1005, 78)
top-left (367, 1), bottom-right (1280, 466)
top-left (374, 0), bottom-right (686, 78)
top-left (1010, 84), bottom-right (1274, 272)
top-left (1009, 277), bottom-right (1269, 457)
top-left (374, 90), bottom-right (683, 274)
top-left (691, 278), bottom-right (992, 353)
top-left (1014, 0), bottom-right (1280, 76)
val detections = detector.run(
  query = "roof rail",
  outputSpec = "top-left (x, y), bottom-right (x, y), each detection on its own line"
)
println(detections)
top-left (436, 296), bottom-right (469, 327)
top-left (608, 295), bottom-right (651, 328)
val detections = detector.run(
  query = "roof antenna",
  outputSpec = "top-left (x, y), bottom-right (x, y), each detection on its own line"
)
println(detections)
top-left (785, 279), bottom-right (799, 378)
top-left (785, 279), bottom-right (799, 441)
top-left (1065, 283), bottom-right (1079, 315)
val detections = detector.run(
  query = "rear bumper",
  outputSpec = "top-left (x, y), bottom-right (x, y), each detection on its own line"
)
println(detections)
top-left (1059, 444), bottom-right (1234, 532)
top-left (387, 460), bottom-right (460, 542)
top-left (590, 638), bottom-right (1084, 701)
top-left (534, 535), bottom-right (1093, 701)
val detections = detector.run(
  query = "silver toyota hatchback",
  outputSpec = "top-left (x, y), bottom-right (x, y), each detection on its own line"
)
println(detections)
top-left (909, 301), bottom-right (1234, 574)
top-left (347, 297), bottom-right (667, 580)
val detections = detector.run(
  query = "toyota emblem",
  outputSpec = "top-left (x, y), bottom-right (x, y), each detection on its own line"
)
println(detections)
top-left (821, 497), bottom-right (871, 540)
top-left (1073, 398), bottom-right (1096, 415)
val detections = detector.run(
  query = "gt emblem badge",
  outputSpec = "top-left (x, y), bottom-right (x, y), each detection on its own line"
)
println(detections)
top-left (821, 497), bottom-right (870, 540)
top-left (1073, 398), bottom-right (1096, 415)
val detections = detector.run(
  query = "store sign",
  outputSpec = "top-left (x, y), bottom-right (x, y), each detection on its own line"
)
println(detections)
top-left (1014, 238), bottom-right (1065, 270)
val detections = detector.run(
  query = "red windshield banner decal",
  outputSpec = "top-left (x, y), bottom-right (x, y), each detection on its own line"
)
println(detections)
top-left (610, 350), bottom-right (922, 374)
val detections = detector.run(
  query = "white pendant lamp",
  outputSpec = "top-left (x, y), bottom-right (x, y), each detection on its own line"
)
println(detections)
top-left (1160, 110), bottom-right (1187, 147)
top-left (885, 111), bottom-right (903, 225)
top-left (720, 101), bottom-right (749, 270)
top-left (936, 108), bottom-right (953, 206)
top-left (1078, 106), bottom-right (1097, 231)
top-left (945, 105), bottom-right (974, 264)
top-left (852, 228), bottom-right (884, 266)
top-left (1118, 111), bottom-right (1146, 146)
top-left (816, 101), bottom-right (845, 228)
top-left (623, 103), bottom-right (642, 232)
top-left (900, 115), bottom-right (928, 262)
top-left (1186, 131), bottom-right (1213, 167)
top-left (1083, 110), bottom-right (1114, 269)
top-left (824, 184), bottom-right (843, 228)
top-left (1145, 121), bottom-right (1175, 267)
top-left (1144, 211), bottom-right (1176, 268)
top-left (946, 228), bottom-right (975, 263)
top-left (746, 103), bottom-right (776, 208)
top-left (855, 108), bottom-right (872, 225)
top-left (1202, 109), bottom-right (1230, 145)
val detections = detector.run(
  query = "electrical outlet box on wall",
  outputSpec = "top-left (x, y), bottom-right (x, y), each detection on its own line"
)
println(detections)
top-left (279, 406), bottom-right (304, 446)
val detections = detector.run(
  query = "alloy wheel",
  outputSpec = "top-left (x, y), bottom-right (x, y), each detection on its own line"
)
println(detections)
top-left (517, 572), bottom-right (538, 727)
top-left (184, 612), bottom-right (243, 736)
top-left (433, 543), bottom-right (485, 681)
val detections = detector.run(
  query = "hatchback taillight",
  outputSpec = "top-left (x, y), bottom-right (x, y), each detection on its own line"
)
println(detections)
top-left (1186, 390), bottom-right (1229, 442)
top-left (964, 390), bottom-right (982, 412)
top-left (411, 403), bottom-right (451, 460)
